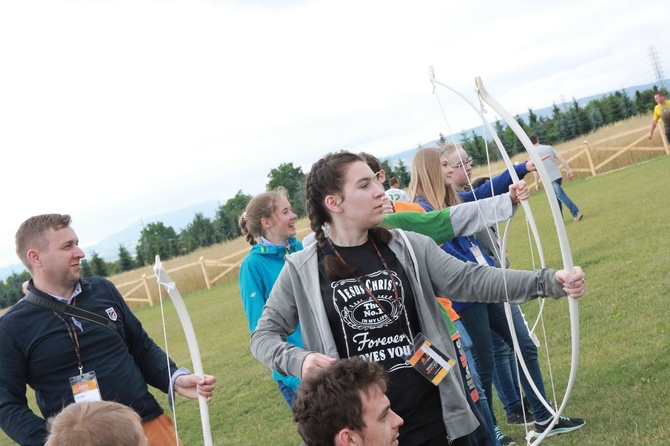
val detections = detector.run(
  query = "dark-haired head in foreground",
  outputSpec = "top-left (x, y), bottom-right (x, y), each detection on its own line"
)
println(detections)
top-left (293, 357), bottom-right (403, 446)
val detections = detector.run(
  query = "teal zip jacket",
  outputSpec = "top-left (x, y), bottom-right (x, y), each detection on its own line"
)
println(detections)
top-left (239, 237), bottom-right (303, 391)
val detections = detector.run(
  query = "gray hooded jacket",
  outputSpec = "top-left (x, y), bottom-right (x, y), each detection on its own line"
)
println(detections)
top-left (251, 229), bottom-right (565, 441)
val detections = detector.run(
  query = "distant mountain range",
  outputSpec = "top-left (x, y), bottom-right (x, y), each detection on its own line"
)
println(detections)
top-left (1, 79), bottom-right (665, 281)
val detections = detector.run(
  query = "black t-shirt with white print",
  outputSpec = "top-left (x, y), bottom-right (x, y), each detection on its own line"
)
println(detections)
top-left (319, 239), bottom-right (445, 445)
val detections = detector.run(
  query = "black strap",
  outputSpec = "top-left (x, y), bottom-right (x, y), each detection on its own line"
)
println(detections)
top-left (23, 292), bottom-right (123, 338)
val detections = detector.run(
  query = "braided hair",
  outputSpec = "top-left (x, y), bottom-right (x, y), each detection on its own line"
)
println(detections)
top-left (305, 151), bottom-right (391, 280)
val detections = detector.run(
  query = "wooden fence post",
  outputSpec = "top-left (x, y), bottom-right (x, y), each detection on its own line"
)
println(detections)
top-left (141, 274), bottom-right (153, 306)
top-left (583, 140), bottom-right (597, 176)
top-left (199, 256), bottom-right (211, 290)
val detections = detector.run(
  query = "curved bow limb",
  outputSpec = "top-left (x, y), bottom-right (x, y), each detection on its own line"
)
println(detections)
top-left (428, 67), bottom-right (547, 271)
top-left (430, 69), bottom-right (558, 438)
top-left (153, 255), bottom-right (213, 446)
top-left (475, 78), bottom-right (580, 445)
top-left (430, 67), bottom-right (551, 357)
top-left (428, 68), bottom-right (579, 444)
top-left (429, 67), bottom-right (553, 342)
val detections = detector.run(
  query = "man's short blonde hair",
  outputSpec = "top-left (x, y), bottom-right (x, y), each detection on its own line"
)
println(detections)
top-left (15, 214), bottom-right (72, 271)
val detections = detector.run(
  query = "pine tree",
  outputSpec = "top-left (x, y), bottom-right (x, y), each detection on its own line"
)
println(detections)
top-left (0, 271), bottom-right (31, 308)
top-left (117, 244), bottom-right (135, 272)
top-left (585, 103), bottom-right (605, 130)
top-left (555, 114), bottom-right (570, 142)
top-left (534, 116), bottom-right (550, 144)
top-left (634, 89), bottom-right (656, 115)
top-left (566, 108), bottom-right (580, 140)
top-left (380, 160), bottom-right (394, 189)
top-left (438, 133), bottom-right (447, 148)
top-left (493, 120), bottom-right (510, 153)
top-left (215, 191), bottom-right (252, 241)
top-left (135, 222), bottom-right (179, 263)
top-left (468, 131), bottom-right (491, 164)
top-left (394, 159), bottom-right (411, 189)
top-left (603, 93), bottom-right (625, 123)
top-left (527, 108), bottom-right (543, 137)
top-left (619, 89), bottom-right (634, 118)
top-left (80, 259), bottom-right (93, 278)
top-left (215, 206), bottom-right (242, 241)
top-left (89, 251), bottom-right (108, 277)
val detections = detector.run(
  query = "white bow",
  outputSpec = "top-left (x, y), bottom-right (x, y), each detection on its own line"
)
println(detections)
top-left (154, 255), bottom-right (213, 446)
top-left (429, 69), bottom-right (580, 445)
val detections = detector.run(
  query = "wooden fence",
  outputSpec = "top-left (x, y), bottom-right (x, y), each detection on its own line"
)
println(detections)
top-left (476, 124), bottom-right (669, 189)
top-left (557, 125), bottom-right (669, 177)
top-left (114, 227), bottom-right (312, 306)
top-left (114, 125), bottom-right (668, 306)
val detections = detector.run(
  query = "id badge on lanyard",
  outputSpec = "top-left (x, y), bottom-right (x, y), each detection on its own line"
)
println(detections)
top-left (56, 308), bottom-right (103, 403)
top-left (69, 371), bottom-right (102, 402)
top-left (404, 332), bottom-right (455, 386)
top-left (470, 245), bottom-right (489, 266)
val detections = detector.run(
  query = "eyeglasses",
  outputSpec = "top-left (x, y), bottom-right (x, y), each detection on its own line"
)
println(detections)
top-left (450, 157), bottom-right (473, 169)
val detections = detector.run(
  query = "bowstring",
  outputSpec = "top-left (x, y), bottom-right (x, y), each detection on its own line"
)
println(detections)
top-left (474, 94), bottom-right (542, 439)
top-left (499, 205), bottom-right (559, 441)
top-left (475, 98), bottom-right (542, 438)
top-left (520, 217), bottom-right (559, 416)
top-left (524, 217), bottom-right (544, 340)
top-left (157, 273), bottom-right (181, 446)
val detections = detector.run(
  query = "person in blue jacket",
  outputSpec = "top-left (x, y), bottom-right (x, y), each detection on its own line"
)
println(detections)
top-left (448, 154), bottom-right (540, 432)
top-left (238, 188), bottom-right (303, 407)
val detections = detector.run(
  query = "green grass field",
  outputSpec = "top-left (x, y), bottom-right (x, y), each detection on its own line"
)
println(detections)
top-left (1, 155), bottom-right (669, 445)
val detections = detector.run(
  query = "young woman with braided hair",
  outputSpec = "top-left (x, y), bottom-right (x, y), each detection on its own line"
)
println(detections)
top-left (250, 151), bottom-right (585, 446)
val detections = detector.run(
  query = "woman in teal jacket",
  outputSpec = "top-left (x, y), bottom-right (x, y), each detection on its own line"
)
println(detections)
top-left (238, 188), bottom-right (303, 407)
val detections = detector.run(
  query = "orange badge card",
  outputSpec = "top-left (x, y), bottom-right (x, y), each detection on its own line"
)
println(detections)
top-left (405, 333), bottom-right (455, 386)
top-left (69, 371), bottom-right (102, 403)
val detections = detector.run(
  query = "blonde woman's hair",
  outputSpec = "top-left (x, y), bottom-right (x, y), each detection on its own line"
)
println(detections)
top-left (408, 148), bottom-right (461, 210)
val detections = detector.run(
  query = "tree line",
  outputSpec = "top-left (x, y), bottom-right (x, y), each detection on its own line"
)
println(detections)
top-left (0, 156), bottom-right (411, 309)
top-left (1, 85), bottom-right (665, 309)
top-left (454, 85), bottom-right (667, 167)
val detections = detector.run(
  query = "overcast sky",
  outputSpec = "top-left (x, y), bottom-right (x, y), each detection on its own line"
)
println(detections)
top-left (1, 0), bottom-right (667, 269)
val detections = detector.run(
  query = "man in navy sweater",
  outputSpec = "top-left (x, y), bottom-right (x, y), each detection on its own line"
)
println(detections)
top-left (0, 214), bottom-right (216, 445)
